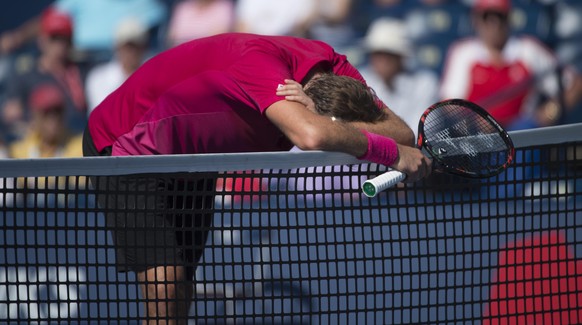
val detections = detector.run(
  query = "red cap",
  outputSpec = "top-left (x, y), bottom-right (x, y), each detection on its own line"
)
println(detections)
top-left (473, 0), bottom-right (511, 13)
top-left (40, 7), bottom-right (73, 38)
top-left (29, 83), bottom-right (65, 112)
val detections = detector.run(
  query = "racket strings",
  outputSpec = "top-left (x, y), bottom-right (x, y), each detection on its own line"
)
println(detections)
top-left (422, 103), bottom-right (513, 177)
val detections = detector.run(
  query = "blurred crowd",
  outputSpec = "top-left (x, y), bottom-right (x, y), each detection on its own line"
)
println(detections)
top-left (0, 0), bottom-right (581, 162)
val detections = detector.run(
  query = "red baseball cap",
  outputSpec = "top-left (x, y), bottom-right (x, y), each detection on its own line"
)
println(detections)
top-left (473, 0), bottom-right (511, 13)
top-left (40, 7), bottom-right (73, 38)
top-left (29, 83), bottom-right (65, 112)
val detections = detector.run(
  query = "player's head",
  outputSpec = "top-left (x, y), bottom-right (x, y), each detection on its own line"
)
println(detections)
top-left (304, 73), bottom-right (385, 123)
top-left (472, 0), bottom-right (511, 49)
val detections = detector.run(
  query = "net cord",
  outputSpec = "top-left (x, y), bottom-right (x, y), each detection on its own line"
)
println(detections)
top-left (0, 123), bottom-right (580, 178)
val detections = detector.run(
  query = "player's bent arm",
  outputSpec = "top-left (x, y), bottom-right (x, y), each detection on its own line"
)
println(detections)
top-left (265, 100), bottom-right (431, 180)
top-left (266, 100), bottom-right (368, 157)
top-left (347, 106), bottom-right (415, 147)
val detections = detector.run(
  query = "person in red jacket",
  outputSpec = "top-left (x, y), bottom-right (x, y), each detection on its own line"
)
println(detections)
top-left (84, 32), bottom-right (431, 323)
top-left (440, 0), bottom-right (582, 130)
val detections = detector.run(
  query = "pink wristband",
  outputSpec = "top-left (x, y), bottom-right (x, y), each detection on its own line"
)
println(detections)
top-left (357, 130), bottom-right (399, 167)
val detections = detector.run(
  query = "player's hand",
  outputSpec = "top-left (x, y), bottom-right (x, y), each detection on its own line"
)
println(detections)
top-left (391, 145), bottom-right (432, 183)
top-left (276, 79), bottom-right (316, 113)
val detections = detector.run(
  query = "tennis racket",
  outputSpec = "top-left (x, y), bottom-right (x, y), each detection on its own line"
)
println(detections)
top-left (362, 99), bottom-right (515, 197)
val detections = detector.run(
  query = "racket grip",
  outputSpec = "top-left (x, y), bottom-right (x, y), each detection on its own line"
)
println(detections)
top-left (362, 170), bottom-right (406, 197)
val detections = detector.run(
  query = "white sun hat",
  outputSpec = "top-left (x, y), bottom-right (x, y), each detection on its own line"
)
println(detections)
top-left (364, 18), bottom-right (412, 56)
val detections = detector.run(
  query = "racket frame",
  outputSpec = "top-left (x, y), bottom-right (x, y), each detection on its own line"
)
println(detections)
top-left (362, 99), bottom-right (515, 198)
top-left (417, 99), bottom-right (515, 178)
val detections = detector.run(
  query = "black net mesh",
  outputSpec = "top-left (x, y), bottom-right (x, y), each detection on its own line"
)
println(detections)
top-left (1, 141), bottom-right (581, 324)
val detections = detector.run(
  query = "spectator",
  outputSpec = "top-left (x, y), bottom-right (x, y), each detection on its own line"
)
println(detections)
top-left (85, 18), bottom-right (150, 111)
top-left (0, 0), bottom-right (167, 70)
top-left (554, 0), bottom-right (582, 123)
top-left (440, 0), bottom-right (582, 131)
top-left (359, 18), bottom-right (439, 136)
top-left (165, 0), bottom-right (235, 48)
top-left (8, 83), bottom-right (85, 201)
top-left (234, 0), bottom-right (315, 37)
top-left (1, 7), bottom-right (86, 143)
top-left (8, 83), bottom-right (82, 159)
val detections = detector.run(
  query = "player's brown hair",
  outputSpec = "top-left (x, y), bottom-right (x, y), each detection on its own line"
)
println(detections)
top-left (305, 73), bottom-right (386, 123)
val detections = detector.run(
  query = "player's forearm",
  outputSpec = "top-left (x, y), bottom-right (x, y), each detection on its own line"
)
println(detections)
top-left (347, 111), bottom-right (415, 147)
top-left (288, 115), bottom-right (369, 157)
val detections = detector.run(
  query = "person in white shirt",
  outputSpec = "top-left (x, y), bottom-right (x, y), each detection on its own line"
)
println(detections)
top-left (359, 18), bottom-right (439, 137)
top-left (85, 18), bottom-right (149, 111)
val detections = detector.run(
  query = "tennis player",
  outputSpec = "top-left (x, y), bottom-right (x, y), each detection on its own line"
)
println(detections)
top-left (83, 32), bottom-right (431, 323)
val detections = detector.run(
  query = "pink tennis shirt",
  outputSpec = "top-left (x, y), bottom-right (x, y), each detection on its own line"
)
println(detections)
top-left (88, 33), bottom-right (376, 156)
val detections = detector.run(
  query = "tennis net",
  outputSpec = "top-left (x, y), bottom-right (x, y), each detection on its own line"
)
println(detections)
top-left (1, 123), bottom-right (581, 324)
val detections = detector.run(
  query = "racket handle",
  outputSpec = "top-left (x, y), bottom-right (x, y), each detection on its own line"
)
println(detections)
top-left (362, 170), bottom-right (406, 197)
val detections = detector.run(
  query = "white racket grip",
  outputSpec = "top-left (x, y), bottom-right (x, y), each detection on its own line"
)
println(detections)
top-left (362, 170), bottom-right (407, 197)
